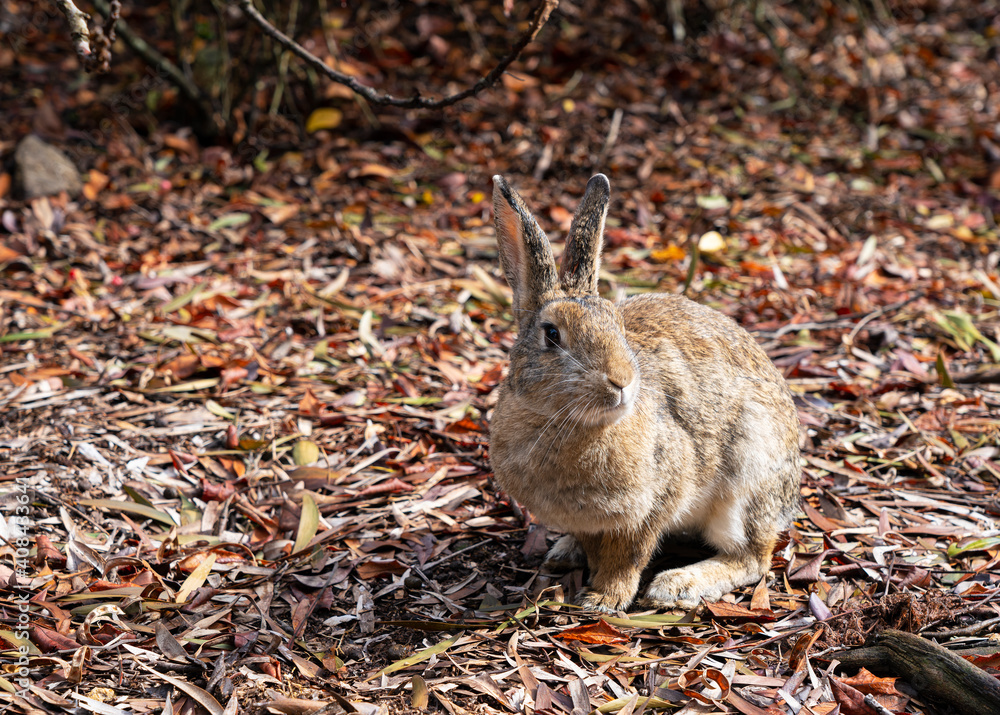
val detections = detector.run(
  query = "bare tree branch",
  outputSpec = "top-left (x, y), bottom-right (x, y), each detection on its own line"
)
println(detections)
top-left (54, 0), bottom-right (93, 62)
top-left (55, 0), bottom-right (121, 73)
top-left (235, 0), bottom-right (560, 109)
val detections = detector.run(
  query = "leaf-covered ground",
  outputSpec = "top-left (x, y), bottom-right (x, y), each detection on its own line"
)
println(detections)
top-left (1, 1), bottom-right (1000, 713)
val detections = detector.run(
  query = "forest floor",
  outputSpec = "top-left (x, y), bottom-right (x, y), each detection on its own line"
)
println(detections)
top-left (1, 1), bottom-right (1000, 713)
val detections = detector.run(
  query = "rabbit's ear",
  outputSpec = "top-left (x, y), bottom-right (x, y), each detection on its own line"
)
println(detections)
top-left (560, 174), bottom-right (610, 295)
top-left (493, 176), bottom-right (558, 322)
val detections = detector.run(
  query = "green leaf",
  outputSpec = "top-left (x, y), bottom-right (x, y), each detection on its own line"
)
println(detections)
top-left (371, 634), bottom-right (462, 679)
top-left (948, 536), bottom-right (1000, 558)
top-left (58, 587), bottom-right (147, 602)
top-left (205, 400), bottom-right (236, 420)
top-left (123, 486), bottom-right (155, 509)
top-left (933, 310), bottom-right (1000, 360)
top-left (380, 396), bottom-right (442, 406)
top-left (935, 353), bottom-right (955, 388)
top-left (602, 613), bottom-right (685, 627)
top-left (0, 630), bottom-right (34, 652)
top-left (76, 498), bottom-right (176, 526)
top-left (596, 695), bottom-right (676, 713)
top-left (411, 675), bottom-right (429, 709)
top-left (162, 283), bottom-right (208, 314)
top-left (253, 149), bottom-right (271, 173)
top-left (208, 213), bottom-right (251, 231)
top-left (142, 325), bottom-right (218, 345)
top-left (0, 326), bottom-right (60, 343)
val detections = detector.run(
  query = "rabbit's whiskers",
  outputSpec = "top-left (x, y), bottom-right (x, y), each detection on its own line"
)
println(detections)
top-left (555, 344), bottom-right (589, 373)
top-left (527, 399), bottom-right (579, 461)
top-left (547, 396), bottom-right (598, 462)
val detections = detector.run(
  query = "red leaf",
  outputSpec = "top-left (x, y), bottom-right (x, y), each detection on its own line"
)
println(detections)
top-left (168, 448), bottom-right (197, 473)
top-left (161, 353), bottom-right (201, 379)
top-left (788, 629), bottom-right (823, 672)
top-left (300, 388), bottom-right (322, 417)
top-left (177, 548), bottom-right (249, 572)
top-left (839, 668), bottom-right (905, 697)
top-left (830, 677), bottom-right (869, 715)
top-left (704, 601), bottom-right (775, 622)
top-left (221, 366), bottom-right (248, 389)
top-left (444, 416), bottom-right (483, 433)
top-left (356, 477), bottom-right (412, 497)
top-left (556, 619), bottom-right (629, 645)
top-left (201, 478), bottom-right (237, 502)
top-left (833, 669), bottom-right (910, 713)
top-left (32, 625), bottom-right (80, 652)
top-left (36, 534), bottom-right (65, 565)
top-left (355, 558), bottom-right (408, 580)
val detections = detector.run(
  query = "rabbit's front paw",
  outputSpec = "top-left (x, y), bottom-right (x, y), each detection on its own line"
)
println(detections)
top-left (542, 535), bottom-right (586, 572)
top-left (643, 554), bottom-right (768, 609)
top-left (576, 588), bottom-right (631, 614)
top-left (642, 566), bottom-right (727, 610)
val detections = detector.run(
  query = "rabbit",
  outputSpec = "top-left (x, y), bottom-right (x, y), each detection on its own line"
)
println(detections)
top-left (489, 173), bottom-right (801, 612)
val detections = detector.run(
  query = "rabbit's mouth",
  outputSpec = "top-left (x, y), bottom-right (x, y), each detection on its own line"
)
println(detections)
top-left (577, 374), bottom-right (639, 428)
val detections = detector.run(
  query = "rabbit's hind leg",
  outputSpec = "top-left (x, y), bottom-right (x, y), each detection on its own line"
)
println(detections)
top-left (641, 535), bottom-right (775, 609)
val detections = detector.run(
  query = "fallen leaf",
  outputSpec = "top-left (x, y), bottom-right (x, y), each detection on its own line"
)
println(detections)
top-left (556, 619), bottom-right (629, 645)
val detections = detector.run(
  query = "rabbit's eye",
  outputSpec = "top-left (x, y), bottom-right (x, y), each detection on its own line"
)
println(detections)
top-left (542, 323), bottom-right (561, 349)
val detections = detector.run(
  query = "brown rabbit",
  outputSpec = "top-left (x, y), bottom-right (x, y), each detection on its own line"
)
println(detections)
top-left (489, 174), bottom-right (801, 612)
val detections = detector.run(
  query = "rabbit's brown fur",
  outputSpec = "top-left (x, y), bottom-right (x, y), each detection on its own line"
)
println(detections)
top-left (489, 174), bottom-right (801, 611)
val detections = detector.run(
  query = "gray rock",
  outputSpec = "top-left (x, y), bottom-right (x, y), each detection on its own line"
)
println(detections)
top-left (14, 135), bottom-right (83, 199)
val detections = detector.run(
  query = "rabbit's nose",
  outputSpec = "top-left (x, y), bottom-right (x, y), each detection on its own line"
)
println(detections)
top-left (605, 373), bottom-right (634, 403)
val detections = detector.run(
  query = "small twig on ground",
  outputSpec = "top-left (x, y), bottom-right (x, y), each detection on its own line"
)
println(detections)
top-left (863, 694), bottom-right (894, 715)
top-left (760, 292), bottom-right (926, 342)
top-left (236, 0), bottom-right (559, 109)
top-left (845, 291), bottom-right (925, 346)
top-left (533, 142), bottom-right (554, 181)
top-left (954, 366), bottom-right (1000, 384)
top-left (921, 615), bottom-right (1000, 639)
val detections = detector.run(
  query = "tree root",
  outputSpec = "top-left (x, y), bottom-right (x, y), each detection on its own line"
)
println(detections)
top-left (835, 629), bottom-right (1000, 715)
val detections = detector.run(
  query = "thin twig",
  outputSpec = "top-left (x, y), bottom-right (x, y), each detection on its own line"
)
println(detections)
top-left (845, 291), bottom-right (925, 346)
top-left (757, 291), bottom-right (925, 341)
top-left (597, 107), bottom-right (623, 168)
top-left (863, 694), bottom-right (894, 715)
top-left (236, 0), bottom-right (559, 109)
